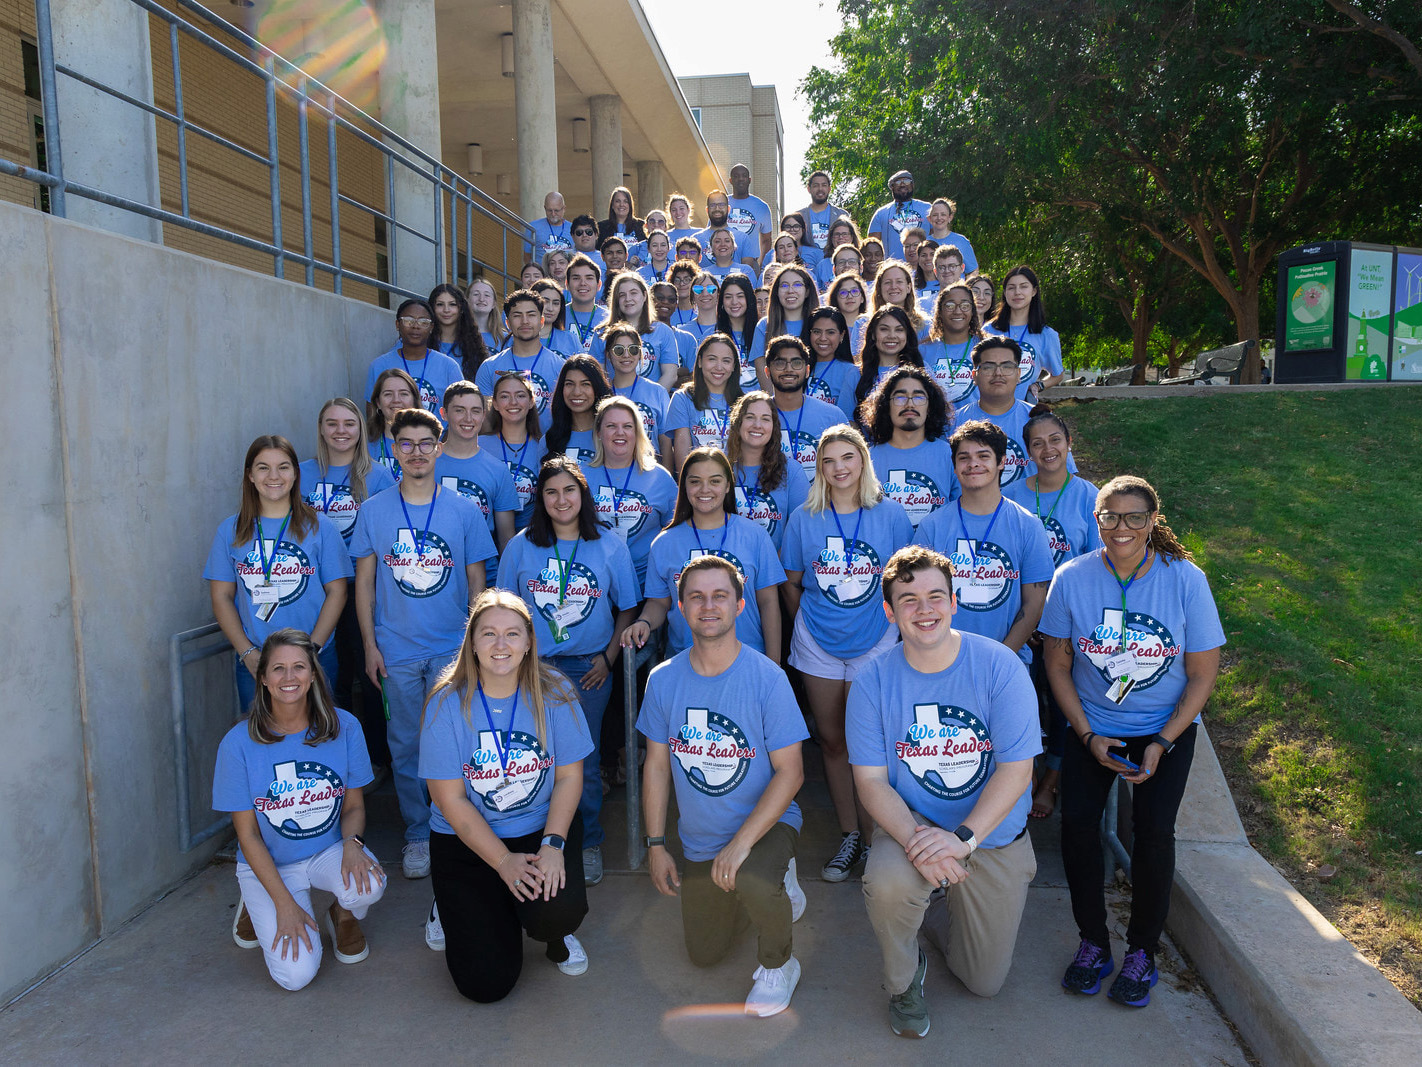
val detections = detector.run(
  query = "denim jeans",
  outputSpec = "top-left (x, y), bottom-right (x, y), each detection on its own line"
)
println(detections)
top-left (382, 652), bottom-right (457, 843)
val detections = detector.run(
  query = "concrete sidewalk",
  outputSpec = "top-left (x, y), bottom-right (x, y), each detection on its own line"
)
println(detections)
top-left (0, 764), bottom-right (1249, 1065)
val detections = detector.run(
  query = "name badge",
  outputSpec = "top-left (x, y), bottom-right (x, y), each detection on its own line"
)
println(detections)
top-left (1106, 675), bottom-right (1137, 704)
top-left (251, 582), bottom-right (279, 605)
top-left (1102, 652), bottom-right (1134, 680)
top-left (551, 601), bottom-right (581, 628)
top-left (836, 575), bottom-right (868, 601)
top-left (489, 776), bottom-right (532, 811)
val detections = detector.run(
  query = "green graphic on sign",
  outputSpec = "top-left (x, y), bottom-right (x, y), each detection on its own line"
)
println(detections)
top-left (1393, 252), bottom-right (1422, 381)
top-left (1285, 261), bottom-right (1336, 351)
top-left (1346, 252), bottom-right (1392, 380)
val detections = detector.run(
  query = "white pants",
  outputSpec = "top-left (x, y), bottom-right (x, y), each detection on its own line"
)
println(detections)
top-left (236, 840), bottom-right (385, 990)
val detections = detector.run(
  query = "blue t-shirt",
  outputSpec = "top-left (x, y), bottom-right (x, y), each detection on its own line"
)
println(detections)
top-left (1004, 475), bottom-right (1102, 568)
top-left (704, 262), bottom-right (759, 287)
top-left (435, 448), bottom-right (519, 583)
top-left (869, 198), bottom-right (933, 260)
top-left (420, 684), bottom-right (592, 838)
top-left (299, 460), bottom-right (397, 550)
top-left (951, 399), bottom-right (1071, 488)
top-left (348, 485), bottom-right (497, 665)
top-left (497, 531), bottom-right (640, 657)
top-left (733, 461), bottom-right (810, 553)
top-left (665, 389), bottom-right (732, 452)
top-left (366, 347), bottom-right (464, 416)
top-left (750, 316), bottom-right (809, 370)
top-left (870, 439), bottom-right (961, 529)
top-left (367, 438), bottom-right (402, 482)
top-left (588, 321), bottom-right (681, 381)
top-left (557, 429), bottom-right (598, 465)
top-left (525, 217), bottom-right (575, 262)
top-left (672, 324), bottom-right (704, 370)
top-left (914, 497), bottom-right (1055, 659)
top-left (920, 339), bottom-right (979, 409)
top-left (1039, 552), bottom-right (1226, 737)
top-left (695, 226), bottom-right (760, 265)
top-left (563, 304), bottom-right (611, 353)
top-left (846, 640), bottom-right (1040, 848)
top-left (213, 709), bottom-right (373, 866)
top-left (644, 515), bottom-right (787, 654)
top-left (805, 357), bottom-right (859, 413)
top-left (637, 646), bottom-right (809, 861)
top-left (203, 513), bottom-right (353, 649)
top-left (981, 323), bottom-right (1065, 402)
top-left (612, 377), bottom-right (671, 445)
top-left (777, 395), bottom-right (845, 482)
top-left (538, 328), bottom-right (582, 358)
top-left (474, 346), bottom-right (567, 433)
top-left (477, 434), bottom-right (540, 530)
top-left (800, 204), bottom-right (846, 250)
top-left (585, 461), bottom-right (678, 585)
top-left (637, 260), bottom-right (677, 285)
top-left (782, 498), bottom-right (914, 659)
top-left (727, 193), bottom-right (773, 241)
top-left (762, 246), bottom-right (823, 275)
top-left (934, 230), bottom-right (979, 274)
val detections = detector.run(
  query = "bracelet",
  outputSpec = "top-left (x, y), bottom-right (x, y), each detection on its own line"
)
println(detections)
top-left (598, 650), bottom-right (613, 670)
top-left (497, 852), bottom-right (514, 868)
top-left (239, 645), bottom-right (258, 660)
top-left (1080, 731), bottom-right (1096, 748)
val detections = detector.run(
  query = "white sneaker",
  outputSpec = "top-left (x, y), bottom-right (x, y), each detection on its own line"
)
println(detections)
top-left (784, 858), bottom-right (807, 923)
top-left (745, 955), bottom-right (801, 1017)
top-left (425, 900), bottom-right (445, 951)
top-left (557, 934), bottom-right (589, 976)
top-left (402, 840), bottom-right (431, 879)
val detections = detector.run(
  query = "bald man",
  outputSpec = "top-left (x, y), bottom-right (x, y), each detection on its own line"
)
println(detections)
top-left (525, 191), bottom-right (574, 265)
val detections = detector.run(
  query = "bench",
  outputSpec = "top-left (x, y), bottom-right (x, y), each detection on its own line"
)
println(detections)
top-left (1159, 339), bottom-right (1256, 386)
top-left (1099, 366), bottom-right (1136, 386)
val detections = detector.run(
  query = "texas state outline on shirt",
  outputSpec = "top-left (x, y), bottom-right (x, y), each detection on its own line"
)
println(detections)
top-left (527, 557), bottom-right (603, 626)
top-left (670, 706), bottom-right (756, 797)
top-left (383, 527), bottom-right (454, 598)
top-left (735, 486), bottom-right (784, 540)
top-left (463, 727), bottom-right (552, 812)
top-left (1078, 607), bottom-right (1181, 690)
top-left (895, 703), bottom-right (994, 801)
top-left (237, 539), bottom-right (314, 605)
top-left (882, 469), bottom-right (949, 528)
top-left (949, 538), bottom-right (1019, 611)
top-left (253, 759), bottom-right (345, 839)
top-left (440, 475), bottom-right (492, 519)
top-left (812, 535), bottom-right (882, 608)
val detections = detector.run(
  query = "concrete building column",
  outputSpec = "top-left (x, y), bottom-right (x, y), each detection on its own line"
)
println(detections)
top-left (513, 0), bottom-right (559, 225)
top-left (636, 160), bottom-right (664, 217)
top-left (589, 94), bottom-right (623, 216)
top-left (376, 0), bottom-right (443, 297)
top-left (50, 0), bottom-right (162, 243)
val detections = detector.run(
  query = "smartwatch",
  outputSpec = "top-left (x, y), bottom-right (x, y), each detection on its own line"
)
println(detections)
top-left (540, 834), bottom-right (566, 852)
top-left (643, 835), bottom-right (667, 849)
top-left (1149, 733), bottom-right (1176, 754)
top-left (953, 824), bottom-right (978, 857)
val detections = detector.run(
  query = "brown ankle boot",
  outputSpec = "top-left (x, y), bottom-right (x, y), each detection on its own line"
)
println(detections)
top-left (325, 901), bottom-right (369, 963)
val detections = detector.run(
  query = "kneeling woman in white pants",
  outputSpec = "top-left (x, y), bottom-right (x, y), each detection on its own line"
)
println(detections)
top-left (213, 628), bottom-right (386, 990)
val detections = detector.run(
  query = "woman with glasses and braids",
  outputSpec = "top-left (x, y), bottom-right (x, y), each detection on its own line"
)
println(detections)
top-left (1040, 475), bottom-right (1224, 1010)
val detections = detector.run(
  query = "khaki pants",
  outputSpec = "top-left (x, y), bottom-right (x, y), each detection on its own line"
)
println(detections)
top-left (863, 820), bottom-right (1036, 997)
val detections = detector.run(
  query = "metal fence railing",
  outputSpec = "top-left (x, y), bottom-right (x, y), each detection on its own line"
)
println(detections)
top-left (1, 0), bottom-right (530, 301)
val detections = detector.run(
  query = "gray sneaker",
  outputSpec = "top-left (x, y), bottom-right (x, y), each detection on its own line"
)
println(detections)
top-left (889, 949), bottom-right (930, 1037)
top-left (583, 846), bottom-right (604, 886)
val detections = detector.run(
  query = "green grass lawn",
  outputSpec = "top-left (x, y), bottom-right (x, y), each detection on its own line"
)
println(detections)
top-left (1058, 386), bottom-right (1422, 1005)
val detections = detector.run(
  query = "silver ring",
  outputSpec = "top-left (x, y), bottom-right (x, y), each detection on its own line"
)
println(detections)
top-left (939, 879), bottom-right (949, 889)
top-left (282, 935), bottom-right (291, 941)
top-left (514, 879), bottom-right (523, 889)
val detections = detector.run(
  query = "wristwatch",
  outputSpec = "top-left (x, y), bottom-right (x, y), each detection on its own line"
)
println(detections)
top-left (540, 834), bottom-right (565, 851)
top-left (953, 824), bottom-right (978, 857)
top-left (1149, 733), bottom-right (1176, 754)
top-left (643, 835), bottom-right (667, 848)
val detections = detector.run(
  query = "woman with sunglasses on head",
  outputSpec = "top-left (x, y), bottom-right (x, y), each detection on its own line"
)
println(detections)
top-left (667, 333), bottom-right (745, 473)
top-left (751, 263), bottom-right (820, 392)
top-left (497, 457), bottom-right (640, 886)
top-left (213, 628), bottom-right (385, 988)
top-left (364, 299), bottom-right (464, 416)
top-left (429, 284), bottom-right (491, 384)
top-left (478, 371), bottom-right (544, 531)
top-left (1040, 476), bottom-right (1224, 1009)
top-left (543, 355), bottom-right (613, 465)
top-left (366, 368), bottom-right (420, 480)
top-left (982, 266), bottom-right (1064, 402)
top-left (418, 590), bottom-right (595, 999)
top-left (725, 391), bottom-right (808, 553)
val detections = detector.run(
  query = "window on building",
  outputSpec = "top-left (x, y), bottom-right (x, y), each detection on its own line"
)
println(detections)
top-left (690, 107), bottom-right (701, 129)
top-left (22, 40), bottom-right (50, 212)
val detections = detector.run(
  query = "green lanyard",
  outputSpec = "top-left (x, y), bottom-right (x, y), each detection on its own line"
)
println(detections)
top-left (1034, 472), bottom-right (1072, 525)
top-left (1104, 548), bottom-right (1150, 654)
top-left (551, 537), bottom-right (581, 605)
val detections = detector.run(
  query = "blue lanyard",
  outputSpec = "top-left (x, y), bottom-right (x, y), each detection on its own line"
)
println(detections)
top-left (476, 682), bottom-right (521, 782)
top-left (398, 348), bottom-right (427, 387)
top-left (546, 221), bottom-right (569, 245)
top-left (691, 517), bottom-right (730, 553)
top-left (602, 462), bottom-right (635, 514)
top-left (957, 497), bottom-right (1004, 563)
top-left (1011, 325), bottom-right (1029, 346)
top-left (498, 432), bottom-right (531, 474)
top-left (829, 505), bottom-right (865, 575)
top-left (674, 308), bottom-right (695, 328)
top-left (318, 474), bottom-right (349, 514)
top-left (255, 513), bottom-right (291, 583)
top-left (779, 401), bottom-right (808, 447)
top-left (398, 486), bottom-right (439, 557)
top-left (703, 401), bottom-right (728, 445)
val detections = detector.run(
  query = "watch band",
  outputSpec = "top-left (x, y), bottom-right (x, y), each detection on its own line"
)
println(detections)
top-left (1149, 733), bottom-right (1175, 754)
top-left (643, 835), bottom-right (666, 848)
top-left (540, 834), bottom-right (565, 851)
top-left (952, 824), bottom-right (978, 856)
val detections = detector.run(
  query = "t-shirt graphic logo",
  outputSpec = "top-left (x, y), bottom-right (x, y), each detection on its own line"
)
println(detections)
top-left (386, 527), bottom-right (455, 598)
top-left (811, 221), bottom-right (830, 248)
top-left (1040, 515), bottom-right (1071, 566)
top-left (255, 760), bottom-right (345, 839)
top-left (508, 463), bottom-right (538, 509)
top-left (593, 485), bottom-right (652, 537)
top-left (735, 485), bottom-right (783, 539)
top-left (883, 469), bottom-right (947, 528)
top-left (1000, 437), bottom-right (1028, 487)
top-left (411, 376), bottom-right (438, 411)
top-left (931, 358), bottom-right (976, 405)
top-left (465, 728), bottom-right (552, 812)
top-left (630, 400), bottom-right (659, 439)
top-left (726, 206), bottom-right (757, 237)
top-left (671, 707), bottom-right (756, 797)
top-left (1017, 341), bottom-right (1039, 385)
top-left (306, 483), bottom-right (360, 541)
top-left (528, 557), bottom-right (601, 626)
top-left (238, 540), bottom-right (314, 605)
top-left (813, 535), bottom-right (881, 608)
top-left (441, 475), bottom-right (492, 518)
top-left (805, 376), bottom-right (835, 403)
top-left (891, 208), bottom-right (925, 234)
top-left (525, 370), bottom-right (553, 413)
top-left (896, 704), bottom-right (993, 800)
top-left (781, 428), bottom-right (820, 479)
top-left (678, 548), bottom-right (747, 584)
top-left (1079, 608), bottom-right (1180, 691)
top-left (949, 538), bottom-right (1018, 611)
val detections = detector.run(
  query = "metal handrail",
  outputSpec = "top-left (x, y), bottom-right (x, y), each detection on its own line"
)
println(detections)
top-left (170, 623), bottom-right (237, 853)
top-left (12, 0), bottom-right (532, 301)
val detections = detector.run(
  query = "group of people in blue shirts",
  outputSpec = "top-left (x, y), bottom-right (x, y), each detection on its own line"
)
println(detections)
top-left (205, 165), bottom-right (1224, 1034)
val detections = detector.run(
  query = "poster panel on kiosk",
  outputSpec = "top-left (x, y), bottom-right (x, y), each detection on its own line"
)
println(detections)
top-left (1392, 248), bottom-right (1422, 381)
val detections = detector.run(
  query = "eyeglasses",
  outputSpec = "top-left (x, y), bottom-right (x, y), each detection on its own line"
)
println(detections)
top-left (395, 439), bottom-right (438, 455)
top-left (1095, 510), bottom-right (1153, 530)
top-left (779, 280), bottom-right (806, 291)
top-left (397, 317), bottom-right (433, 327)
top-left (691, 284), bottom-right (719, 295)
top-left (978, 360), bottom-right (1020, 376)
top-left (572, 228), bottom-right (595, 237)
top-left (942, 300), bottom-right (974, 312)
top-left (769, 357), bottom-right (807, 369)
top-left (610, 344), bottom-right (644, 357)
top-left (784, 223), bottom-right (803, 231)
top-left (890, 393), bottom-right (928, 407)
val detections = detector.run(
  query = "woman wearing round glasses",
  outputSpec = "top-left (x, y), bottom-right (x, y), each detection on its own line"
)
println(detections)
top-left (364, 298), bottom-right (463, 416)
top-left (1040, 475), bottom-right (1224, 1009)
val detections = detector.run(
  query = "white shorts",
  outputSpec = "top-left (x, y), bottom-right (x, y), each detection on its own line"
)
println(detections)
top-left (788, 611), bottom-right (899, 682)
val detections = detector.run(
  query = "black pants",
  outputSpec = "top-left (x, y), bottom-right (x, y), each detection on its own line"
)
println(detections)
top-left (1059, 723), bottom-right (1197, 956)
top-left (430, 815), bottom-right (588, 1003)
top-left (333, 597), bottom-right (391, 768)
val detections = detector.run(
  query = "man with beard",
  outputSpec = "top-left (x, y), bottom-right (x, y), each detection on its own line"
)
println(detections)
top-left (869, 170), bottom-right (933, 262)
top-left (865, 366), bottom-right (960, 531)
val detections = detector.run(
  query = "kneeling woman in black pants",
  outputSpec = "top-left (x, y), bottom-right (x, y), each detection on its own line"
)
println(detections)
top-left (1040, 475), bottom-right (1224, 1009)
top-left (420, 589), bottom-right (594, 1001)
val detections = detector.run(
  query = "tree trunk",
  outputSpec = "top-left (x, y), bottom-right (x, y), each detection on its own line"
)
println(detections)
top-left (1131, 295), bottom-right (1152, 385)
top-left (1235, 276), bottom-right (1262, 384)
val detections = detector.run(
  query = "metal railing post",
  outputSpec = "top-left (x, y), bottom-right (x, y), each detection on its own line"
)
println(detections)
top-left (296, 76), bottom-right (314, 286)
top-left (32, 0), bottom-right (66, 217)
top-left (263, 56), bottom-right (283, 278)
top-left (384, 153), bottom-right (396, 288)
top-left (327, 93), bottom-right (341, 295)
top-left (624, 651), bottom-right (644, 872)
top-left (431, 163), bottom-right (444, 285)
top-left (169, 23), bottom-right (189, 218)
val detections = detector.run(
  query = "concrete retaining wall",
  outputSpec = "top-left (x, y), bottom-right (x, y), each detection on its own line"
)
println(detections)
top-left (0, 200), bottom-right (391, 1003)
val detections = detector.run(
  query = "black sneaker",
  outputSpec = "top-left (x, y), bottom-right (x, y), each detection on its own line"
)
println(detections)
top-left (1107, 948), bottom-right (1158, 1007)
top-left (822, 830), bottom-right (866, 882)
top-left (1061, 938), bottom-right (1113, 995)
